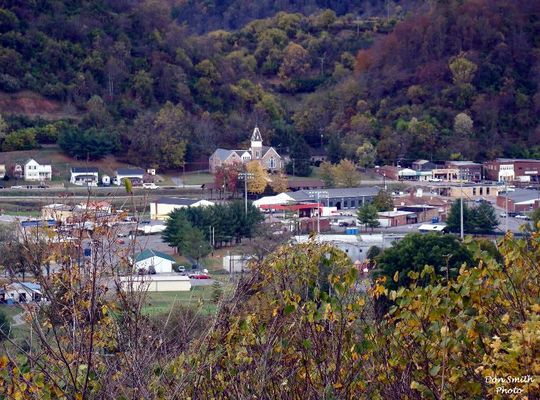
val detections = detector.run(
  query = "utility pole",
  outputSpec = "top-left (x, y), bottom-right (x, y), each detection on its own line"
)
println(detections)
top-left (460, 175), bottom-right (464, 240)
top-left (505, 181), bottom-right (509, 233)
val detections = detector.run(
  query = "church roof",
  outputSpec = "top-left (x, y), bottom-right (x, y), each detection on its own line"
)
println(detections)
top-left (251, 126), bottom-right (262, 142)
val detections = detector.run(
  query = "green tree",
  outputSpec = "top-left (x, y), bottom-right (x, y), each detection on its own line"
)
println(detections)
top-left (0, 311), bottom-right (9, 342)
top-left (372, 190), bottom-right (394, 212)
top-left (356, 204), bottom-right (380, 231)
top-left (449, 54), bottom-right (478, 85)
top-left (286, 138), bottom-right (312, 177)
top-left (333, 159), bottom-right (360, 187)
top-left (471, 202), bottom-right (498, 233)
top-left (0, 113), bottom-right (8, 141)
top-left (58, 127), bottom-right (118, 160)
top-left (319, 161), bottom-right (335, 187)
top-left (530, 208), bottom-right (540, 232)
top-left (2, 128), bottom-right (37, 151)
top-left (366, 245), bottom-right (381, 261)
top-left (445, 200), bottom-right (473, 233)
top-left (355, 141), bottom-right (376, 169)
top-left (180, 226), bottom-right (211, 265)
top-left (374, 233), bottom-right (472, 290)
top-left (446, 200), bottom-right (498, 234)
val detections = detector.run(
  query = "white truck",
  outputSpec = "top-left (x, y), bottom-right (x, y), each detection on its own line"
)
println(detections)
top-left (137, 224), bottom-right (166, 235)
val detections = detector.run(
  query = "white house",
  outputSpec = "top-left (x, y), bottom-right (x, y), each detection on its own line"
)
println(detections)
top-left (134, 249), bottom-right (175, 274)
top-left (2, 282), bottom-right (42, 303)
top-left (120, 275), bottom-right (191, 292)
top-left (150, 197), bottom-right (215, 220)
top-left (24, 159), bottom-right (52, 181)
top-left (113, 167), bottom-right (145, 185)
top-left (70, 167), bottom-right (99, 186)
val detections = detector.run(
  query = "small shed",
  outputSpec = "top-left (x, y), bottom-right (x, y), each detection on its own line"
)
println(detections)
top-left (3, 282), bottom-right (42, 303)
top-left (134, 249), bottom-right (175, 274)
top-left (101, 174), bottom-right (111, 186)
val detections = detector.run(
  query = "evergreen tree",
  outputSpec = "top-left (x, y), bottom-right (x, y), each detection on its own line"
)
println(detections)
top-left (286, 138), bottom-right (312, 177)
top-left (446, 200), bottom-right (498, 234)
top-left (356, 204), bottom-right (380, 231)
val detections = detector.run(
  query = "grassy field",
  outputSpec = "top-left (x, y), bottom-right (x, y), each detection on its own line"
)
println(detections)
top-left (0, 305), bottom-right (30, 347)
top-left (142, 286), bottom-right (218, 316)
top-left (182, 172), bottom-right (213, 185)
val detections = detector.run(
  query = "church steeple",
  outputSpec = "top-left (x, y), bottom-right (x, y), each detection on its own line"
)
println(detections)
top-left (250, 126), bottom-right (263, 159)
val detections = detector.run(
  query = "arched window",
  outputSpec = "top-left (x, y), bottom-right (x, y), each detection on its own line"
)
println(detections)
top-left (269, 157), bottom-right (275, 169)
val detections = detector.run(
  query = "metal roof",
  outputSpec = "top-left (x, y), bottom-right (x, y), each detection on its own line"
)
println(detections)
top-left (154, 197), bottom-right (200, 206)
top-left (116, 168), bottom-right (145, 175)
top-left (503, 189), bottom-right (540, 203)
top-left (287, 186), bottom-right (380, 201)
top-left (135, 249), bottom-right (176, 263)
top-left (71, 167), bottom-right (99, 173)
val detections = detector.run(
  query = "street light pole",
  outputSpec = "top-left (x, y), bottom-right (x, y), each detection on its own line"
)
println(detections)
top-left (308, 190), bottom-right (328, 235)
top-left (238, 171), bottom-right (254, 215)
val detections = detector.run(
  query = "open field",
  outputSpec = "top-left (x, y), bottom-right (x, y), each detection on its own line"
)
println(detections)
top-left (182, 172), bottom-right (214, 185)
top-left (142, 286), bottom-right (218, 316)
top-left (0, 304), bottom-right (30, 346)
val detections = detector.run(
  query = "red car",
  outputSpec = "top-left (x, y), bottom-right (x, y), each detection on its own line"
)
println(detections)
top-left (189, 273), bottom-right (211, 279)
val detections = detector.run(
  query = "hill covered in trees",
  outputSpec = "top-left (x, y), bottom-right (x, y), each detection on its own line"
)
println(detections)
top-left (0, 0), bottom-right (538, 171)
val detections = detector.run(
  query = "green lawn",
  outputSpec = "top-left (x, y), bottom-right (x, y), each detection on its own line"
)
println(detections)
top-left (182, 173), bottom-right (214, 185)
top-left (0, 305), bottom-right (30, 346)
top-left (142, 286), bottom-right (217, 316)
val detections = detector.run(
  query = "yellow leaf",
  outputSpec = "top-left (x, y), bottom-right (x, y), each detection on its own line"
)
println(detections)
top-left (333, 382), bottom-right (343, 389)
top-left (393, 271), bottom-right (399, 282)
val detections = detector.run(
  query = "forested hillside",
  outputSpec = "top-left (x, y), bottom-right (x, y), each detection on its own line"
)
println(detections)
top-left (0, 0), bottom-right (538, 171)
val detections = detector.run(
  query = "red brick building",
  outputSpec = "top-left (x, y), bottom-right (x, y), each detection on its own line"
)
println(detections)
top-left (484, 158), bottom-right (540, 183)
top-left (496, 189), bottom-right (540, 212)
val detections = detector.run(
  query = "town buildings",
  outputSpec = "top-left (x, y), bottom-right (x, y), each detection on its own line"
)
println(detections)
top-left (496, 189), bottom-right (540, 213)
top-left (209, 127), bottom-right (283, 173)
top-left (444, 161), bottom-right (483, 181)
top-left (484, 158), bottom-right (540, 183)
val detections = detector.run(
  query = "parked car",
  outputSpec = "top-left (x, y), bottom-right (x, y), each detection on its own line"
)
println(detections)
top-left (499, 212), bottom-right (507, 218)
top-left (189, 273), bottom-right (211, 279)
top-left (429, 178), bottom-right (443, 182)
top-left (142, 183), bottom-right (158, 190)
top-left (515, 214), bottom-right (531, 220)
top-left (10, 185), bottom-right (23, 189)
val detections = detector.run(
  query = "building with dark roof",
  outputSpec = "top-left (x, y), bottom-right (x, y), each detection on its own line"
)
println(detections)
top-left (134, 249), bottom-right (176, 274)
top-left (496, 188), bottom-right (540, 212)
top-left (113, 168), bottom-right (145, 186)
top-left (286, 186), bottom-right (380, 210)
top-left (70, 166), bottom-right (99, 186)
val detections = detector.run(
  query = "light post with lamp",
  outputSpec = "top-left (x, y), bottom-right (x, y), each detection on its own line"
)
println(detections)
top-left (307, 190), bottom-right (329, 234)
top-left (238, 171), bottom-right (254, 215)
